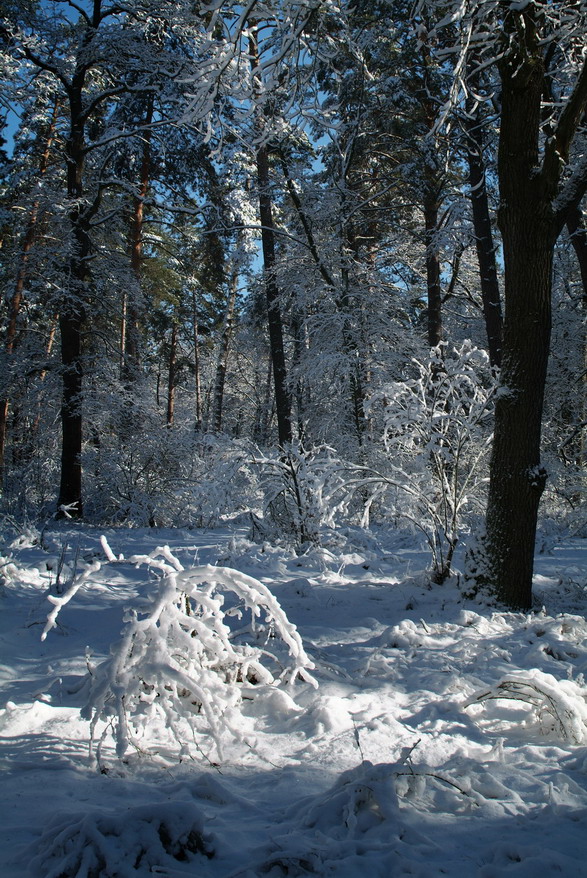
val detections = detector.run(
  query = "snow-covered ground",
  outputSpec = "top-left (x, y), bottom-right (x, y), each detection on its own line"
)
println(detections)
top-left (1, 524), bottom-right (587, 877)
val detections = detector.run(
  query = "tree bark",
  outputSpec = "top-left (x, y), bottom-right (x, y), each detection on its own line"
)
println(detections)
top-left (166, 320), bottom-right (178, 427)
top-left (565, 204), bottom-right (587, 465)
top-left (124, 94), bottom-right (153, 379)
top-left (566, 204), bottom-right (587, 304)
top-left (249, 31), bottom-right (292, 447)
top-left (210, 270), bottom-right (237, 433)
top-left (192, 290), bottom-right (203, 431)
top-left (419, 42), bottom-right (444, 350)
top-left (423, 189), bottom-right (443, 348)
top-left (58, 304), bottom-right (85, 512)
top-left (58, 96), bottom-right (90, 515)
top-left (482, 6), bottom-right (586, 608)
top-left (55, 10), bottom-right (104, 515)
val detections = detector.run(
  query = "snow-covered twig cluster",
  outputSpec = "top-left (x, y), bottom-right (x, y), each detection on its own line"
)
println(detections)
top-left (464, 669), bottom-right (587, 744)
top-left (366, 341), bottom-right (496, 581)
top-left (75, 543), bottom-right (317, 765)
top-left (252, 442), bottom-right (352, 548)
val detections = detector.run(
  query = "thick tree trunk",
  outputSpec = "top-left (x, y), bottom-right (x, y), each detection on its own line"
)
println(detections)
top-left (485, 229), bottom-right (553, 608)
top-left (58, 306), bottom-right (85, 511)
top-left (56, 47), bottom-right (94, 515)
top-left (566, 204), bottom-right (587, 304)
top-left (483, 12), bottom-right (555, 609)
top-left (58, 129), bottom-right (89, 515)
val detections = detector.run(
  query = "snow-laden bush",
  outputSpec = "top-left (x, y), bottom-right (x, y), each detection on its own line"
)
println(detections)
top-left (463, 669), bottom-right (587, 743)
top-left (251, 443), bottom-right (351, 549)
top-left (365, 341), bottom-right (496, 582)
top-left (84, 425), bottom-right (259, 527)
top-left (29, 801), bottom-right (214, 878)
top-left (48, 543), bottom-right (318, 765)
top-left (246, 759), bottom-right (480, 875)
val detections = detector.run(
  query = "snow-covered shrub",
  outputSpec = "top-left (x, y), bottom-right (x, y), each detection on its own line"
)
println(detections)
top-left (366, 341), bottom-right (496, 582)
top-left (29, 801), bottom-right (214, 878)
top-left (248, 760), bottom-right (477, 875)
top-left (251, 443), bottom-right (350, 549)
top-left (84, 425), bottom-right (258, 527)
top-left (463, 669), bottom-right (587, 743)
top-left (77, 544), bottom-right (317, 764)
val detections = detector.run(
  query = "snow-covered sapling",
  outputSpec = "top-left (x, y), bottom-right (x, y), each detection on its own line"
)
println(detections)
top-left (252, 443), bottom-right (349, 548)
top-left (366, 342), bottom-right (496, 582)
top-left (77, 543), bottom-right (317, 765)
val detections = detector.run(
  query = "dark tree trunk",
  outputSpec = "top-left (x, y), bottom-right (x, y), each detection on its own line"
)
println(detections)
top-left (464, 94), bottom-right (502, 367)
top-left (249, 32), bottom-right (292, 447)
top-left (424, 190), bottom-right (443, 348)
top-left (58, 103), bottom-right (89, 515)
top-left (565, 204), bottom-right (587, 465)
top-left (58, 305), bottom-right (85, 512)
top-left (256, 144), bottom-right (292, 446)
top-left (210, 271), bottom-right (237, 434)
top-left (56, 16), bottom-right (100, 516)
top-left (482, 5), bottom-right (587, 608)
top-left (566, 204), bottom-right (587, 304)
top-left (192, 290), bottom-right (203, 432)
top-left (124, 95), bottom-right (153, 378)
top-left (166, 321), bottom-right (178, 427)
top-left (419, 43), bottom-right (444, 350)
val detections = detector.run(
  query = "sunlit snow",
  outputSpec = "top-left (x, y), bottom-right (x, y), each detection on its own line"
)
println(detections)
top-left (1, 524), bottom-right (586, 877)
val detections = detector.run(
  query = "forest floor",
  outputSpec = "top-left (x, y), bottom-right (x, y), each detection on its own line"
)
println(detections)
top-left (1, 522), bottom-right (587, 877)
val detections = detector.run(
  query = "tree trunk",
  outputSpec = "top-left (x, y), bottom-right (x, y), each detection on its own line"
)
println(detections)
top-left (210, 270), bottom-right (237, 434)
top-left (566, 204), bottom-right (587, 304)
top-left (566, 204), bottom-right (587, 465)
top-left (483, 11), bottom-right (555, 609)
top-left (166, 321), bottom-right (178, 427)
top-left (124, 95), bottom-right (153, 379)
top-left (58, 305), bottom-right (85, 512)
top-left (256, 147), bottom-right (292, 447)
top-left (255, 355), bottom-right (273, 445)
top-left (419, 43), bottom-right (444, 350)
top-left (249, 31), bottom-right (292, 447)
top-left (31, 317), bottom-right (58, 437)
top-left (192, 290), bottom-right (203, 431)
top-left (58, 112), bottom-right (89, 515)
top-left (56, 27), bottom-right (98, 515)
top-left (423, 190), bottom-right (443, 348)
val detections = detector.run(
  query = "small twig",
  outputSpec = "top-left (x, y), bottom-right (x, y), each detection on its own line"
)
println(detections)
top-left (352, 718), bottom-right (366, 762)
top-left (398, 738), bottom-right (421, 767)
top-left (394, 769), bottom-right (479, 803)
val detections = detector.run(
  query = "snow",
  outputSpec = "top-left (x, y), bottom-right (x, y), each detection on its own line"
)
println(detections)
top-left (1, 524), bottom-right (587, 877)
